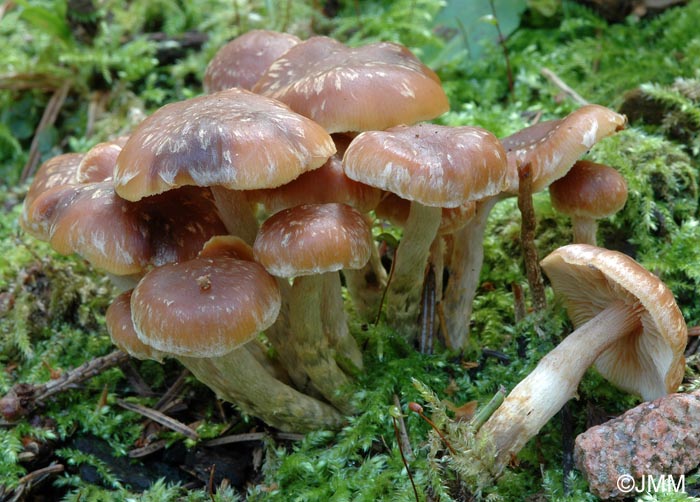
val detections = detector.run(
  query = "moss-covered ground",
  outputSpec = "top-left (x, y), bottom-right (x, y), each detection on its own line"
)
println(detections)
top-left (1, 1), bottom-right (700, 500)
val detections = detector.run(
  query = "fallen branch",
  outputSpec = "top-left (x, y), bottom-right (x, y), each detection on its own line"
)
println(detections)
top-left (0, 350), bottom-right (130, 421)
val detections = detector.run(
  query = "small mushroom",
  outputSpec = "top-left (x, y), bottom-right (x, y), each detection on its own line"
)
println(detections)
top-left (475, 244), bottom-right (687, 476)
top-left (549, 160), bottom-right (628, 245)
top-left (129, 236), bottom-right (344, 431)
top-left (343, 123), bottom-right (507, 342)
top-left (253, 203), bottom-right (373, 412)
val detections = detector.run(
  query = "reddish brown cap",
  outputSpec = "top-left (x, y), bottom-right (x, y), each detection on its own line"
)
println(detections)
top-left (114, 88), bottom-right (336, 201)
top-left (76, 136), bottom-right (129, 183)
top-left (549, 160), bottom-right (628, 219)
top-left (254, 203), bottom-right (373, 277)
top-left (198, 235), bottom-right (255, 261)
top-left (501, 104), bottom-right (627, 193)
top-left (24, 183), bottom-right (226, 275)
top-left (106, 290), bottom-right (164, 361)
top-left (248, 137), bottom-right (381, 215)
top-left (253, 37), bottom-right (449, 133)
top-left (21, 153), bottom-right (83, 240)
top-left (203, 30), bottom-right (300, 92)
top-left (131, 250), bottom-right (281, 357)
top-left (343, 123), bottom-right (507, 207)
top-left (540, 244), bottom-right (687, 400)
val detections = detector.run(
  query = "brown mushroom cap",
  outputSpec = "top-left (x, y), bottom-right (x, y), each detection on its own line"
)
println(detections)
top-left (114, 88), bottom-right (336, 201)
top-left (248, 139), bottom-right (381, 215)
top-left (549, 160), bottom-right (628, 219)
top-left (203, 30), bottom-right (300, 92)
top-left (253, 36), bottom-right (449, 133)
top-left (76, 136), bottom-right (129, 183)
top-left (131, 252), bottom-right (281, 358)
top-left (343, 123), bottom-right (507, 208)
top-left (24, 183), bottom-right (226, 275)
top-left (501, 104), bottom-right (627, 193)
top-left (21, 153), bottom-right (83, 240)
top-left (106, 290), bottom-right (164, 362)
top-left (540, 244), bottom-right (687, 400)
top-left (253, 202), bottom-right (373, 277)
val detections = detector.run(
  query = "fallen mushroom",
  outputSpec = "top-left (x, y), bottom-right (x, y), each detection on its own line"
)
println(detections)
top-left (549, 159), bottom-right (628, 245)
top-left (474, 244), bottom-right (687, 477)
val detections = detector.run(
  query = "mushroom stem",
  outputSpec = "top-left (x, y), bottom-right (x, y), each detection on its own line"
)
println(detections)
top-left (210, 186), bottom-right (259, 245)
top-left (289, 273), bottom-right (356, 414)
top-left (263, 278), bottom-right (319, 395)
top-left (178, 346), bottom-right (345, 432)
top-left (344, 241), bottom-right (388, 322)
top-left (475, 300), bottom-right (640, 475)
top-left (571, 215), bottom-right (598, 245)
top-left (442, 195), bottom-right (503, 349)
top-left (384, 202), bottom-right (442, 342)
top-left (322, 272), bottom-right (364, 371)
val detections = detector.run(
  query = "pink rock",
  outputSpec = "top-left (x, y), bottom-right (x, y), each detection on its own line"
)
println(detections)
top-left (574, 391), bottom-right (700, 499)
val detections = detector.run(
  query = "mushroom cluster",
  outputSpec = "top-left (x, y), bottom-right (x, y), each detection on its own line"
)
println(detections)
top-left (21, 29), bottom-right (659, 434)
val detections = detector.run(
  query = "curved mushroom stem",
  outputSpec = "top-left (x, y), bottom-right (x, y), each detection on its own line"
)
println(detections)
top-left (475, 300), bottom-right (640, 476)
top-left (288, 273), bottom-right (356, 414)
top-left (384, 202), bottom-right (442, 343)
top-left (178, 346), bottom-right (345, 432)
top-left (210, 186), bottom-right (259, 245)
top-left (571, 215), bottom-right (598, 246)
top-left (442, 195), bottom-right (503, 350)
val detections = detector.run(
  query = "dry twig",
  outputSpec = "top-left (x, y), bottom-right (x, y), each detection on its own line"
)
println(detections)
top-left (0, 350), bottom-right (130, 421)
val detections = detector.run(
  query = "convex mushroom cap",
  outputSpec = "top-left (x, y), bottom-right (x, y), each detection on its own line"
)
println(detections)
top-left (106, 290), bottom-right (164, 362)
top-left (253, 36), bottom-right (449, 133)
top-left (540, 244), bottom-right (687, 399)
top-left (248, 135), bottom-right (381, 215)
top-left (343, 123), bottom-right (508, 207)
top-left (549, 160), bottom-right (628, 219)
top-left (253, 202), bottom-right (373, 277)
top-left (114, 88), bottom-right (336, 201)
top-left (131, 242), bottom-right (281, 358)
top-left (204, 30), bottom-right (300, 92)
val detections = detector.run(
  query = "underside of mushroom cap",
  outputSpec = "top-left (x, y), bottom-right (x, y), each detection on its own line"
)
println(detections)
top-left (540, 244), bottom-right (687, 400)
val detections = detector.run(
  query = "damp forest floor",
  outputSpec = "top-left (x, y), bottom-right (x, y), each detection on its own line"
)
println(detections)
top-left (2, 1), bottom-right (700, 501)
